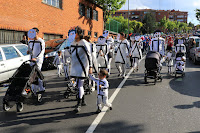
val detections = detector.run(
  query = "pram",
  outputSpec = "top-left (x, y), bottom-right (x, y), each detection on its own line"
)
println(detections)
top-left (144, 51), bottom-right (162, 85)
top-left (174, 44), bottom-right (186, 77)
top-left (174, 53), bottom-right (186, 77)
top-left (63, 78), bottom-right (92, 99)
top-left (3, 60), bottom-right (44, 112)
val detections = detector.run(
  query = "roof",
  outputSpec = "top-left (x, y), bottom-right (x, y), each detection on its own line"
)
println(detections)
top-left (0, 44), bottom-right (26, 47)
top-left (116, 9), bottom-right (188, 13)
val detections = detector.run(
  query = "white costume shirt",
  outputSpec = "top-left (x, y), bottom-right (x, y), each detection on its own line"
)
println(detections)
top-left (177, 61), bottom-right (185, 71)
top-left (70, 39), bottom-right (92, 78)
top-left (175, 44), bottom-right (186, 53)
top-left (62, 49), bottom-right (71, 65)
top-left (90, 43), bottom-right (98, 73)
top-left (115, 39), bottom-right (130, 64)
top-left (53, 55), bottom-right (64, 66)
top-left (150, 37), bottom-right (165, 56)
top-left (130, 41), bottom-right (142, 59)
top-left (89, 75), bottom-right (109, 96)
top-left (96, 43), bottom-right (109, 68)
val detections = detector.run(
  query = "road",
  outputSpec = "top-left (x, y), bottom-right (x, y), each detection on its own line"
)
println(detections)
top-left (0, 58), bottom-right (200, 133)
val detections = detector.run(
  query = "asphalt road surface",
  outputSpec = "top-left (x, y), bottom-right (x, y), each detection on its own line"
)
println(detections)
top-left (0, 58), bottom-right (200, 133)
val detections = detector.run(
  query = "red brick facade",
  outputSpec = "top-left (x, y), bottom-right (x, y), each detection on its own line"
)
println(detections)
top-left (0, 0), bottom-right (103, 41)
top-left (113, 9), bottom-right (188, 23)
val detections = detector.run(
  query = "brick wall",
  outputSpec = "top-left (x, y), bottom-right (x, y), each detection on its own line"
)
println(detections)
top-left (0, 0), bottom-right (103, 41)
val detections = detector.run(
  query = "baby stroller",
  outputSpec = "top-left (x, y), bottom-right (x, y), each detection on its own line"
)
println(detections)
top-left (144, 51), bottom-right (162, 85)
top-left (174, 44), bottom-right (186, 77)
top-left (174, 53), bottom-right (186, 77)
top-left (3, 60), bottom-right (44, 112)
top-left (64, 78), bottom-right (92, 99)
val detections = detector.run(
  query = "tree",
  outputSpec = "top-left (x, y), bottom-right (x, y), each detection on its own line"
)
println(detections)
top-left (167, 21), bottom-right (176, 33)
top-left (159, 16), bottom-right (168, 32)
top-left (196, 9), bottom-right (200, 22)
top-left (142, 13), bottom-right (156, 34)
top-left (188, 22), bottom-right (195, 28)
top-left (94, 0), bottom-right (126, 29)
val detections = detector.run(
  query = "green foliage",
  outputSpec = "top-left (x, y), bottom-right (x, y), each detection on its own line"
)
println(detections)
top-left (94, 0), bottom-right (126, 22)
top-left (196, 9), bottom-right (200, 22)
top-left (107, 15), bottom-right (143, 33)
top-left (142, 13), bottom-right (156, 34)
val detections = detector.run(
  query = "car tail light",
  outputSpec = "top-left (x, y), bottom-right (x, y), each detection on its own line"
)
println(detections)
top-left (198, 49), bottom-right (200, 52)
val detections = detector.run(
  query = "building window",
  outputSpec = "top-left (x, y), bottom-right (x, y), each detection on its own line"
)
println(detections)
top-left (88, 31), bottom-right (91, 36)
top-left (42, 0), bottom-right (62, 9)
top-left (0, 30), bottom-right (26, 44)
top-left (93, 10), bottom-right (98, 21)
top-left (177, 19), bottom-right (184, 22)
top-left (82, 30), bottom-right (85, 35)
top-left (144, 12), bottom-right (149, 14)
top-left (177, 15), bottom-right (184, 18)
top-left (43, 33), bottom-right (63, 42)
top-left (94, 32), bottom-right (98, 38)
top-left (79, 3), bottom-right (85, 16)
top-left (87, 7), bottom-right (92, 19)
top-left (132, 12), bottom-right (135, 15)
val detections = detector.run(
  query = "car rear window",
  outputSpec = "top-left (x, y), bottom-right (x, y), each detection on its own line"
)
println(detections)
top-left (2, 46), bottom-right (20, 60)
top-left (15, 45), bottom-right (28, 56)
top-left (0, 51), bottom-right (3, 61)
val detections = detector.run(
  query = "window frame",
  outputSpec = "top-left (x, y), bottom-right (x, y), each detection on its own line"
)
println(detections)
top-left (0, 50), bottom-right (3, 62)
top-left (42, 0), bottom-right (62, 9)
top-left (15, 45), bottom-right (28, 56)
top-left (93, 9), bottom-right (98, 21)
top-left (1, 46), bottom-right (20, 60)
top-left (87, 7), bottom-right (93, 19)
top-left (88, 31), bottom-right (92, 36)
top-left (79, 3), bottom-right (85, 16)
top-left (94, 32), bottom-right (98, 38)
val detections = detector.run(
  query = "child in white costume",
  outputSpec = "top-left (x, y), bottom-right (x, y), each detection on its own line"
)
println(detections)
top-left (176, 56), bottom-right (186, 72)
top-left (115, 32), bottom-right (130, 78)
top-left (165, 51), bottom-right (173, 74)
top-left (89, 69), bottom-right (112, 113)
top-left (53, 51), bottom-right (64, 77)
top-left (129, 34), bottom-right (142, 72)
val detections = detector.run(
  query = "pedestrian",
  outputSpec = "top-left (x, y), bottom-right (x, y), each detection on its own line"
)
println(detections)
top-left (106, 35), bottom-right (114, 76)
top-left (70, 26), bottom-right (92, 112)
top-left (89, 69), bottom-right (112, 114)
top-left (96, 36), bottom-right (109, 71)
top-left (84, 35), bottom-right (98, 91)
top-left (63, 46), bottom-right (71, 81)
top-left (129, 34), bottom-right (142, 72)
top-left (115, 32), bottom-right (130, 78)
top-left (27, 27), bottom-right (45, 102)
top-left (20, 35), bottom-right (28, 44)
top-left (53, 51), bottom-right (64, 77)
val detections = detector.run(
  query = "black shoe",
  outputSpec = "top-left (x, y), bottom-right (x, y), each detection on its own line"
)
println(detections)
top-left (81, 96), bottom-right (87, 106)
top-left (109, 107), bottom-right (112, 110)
top-left (118, 73), bottom-right (122, 77)
top-left (74, 105), bottom-right (81, 113)
top-left (96, 108), bottom-right (101, 114)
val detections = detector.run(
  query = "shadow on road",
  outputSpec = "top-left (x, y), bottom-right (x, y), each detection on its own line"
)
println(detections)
top-left (76, 121), bottom-right (144, 133)
top-left (169, 71), bottom-right (200, 98)
top-left (174, 101), bottom-right (200, 109)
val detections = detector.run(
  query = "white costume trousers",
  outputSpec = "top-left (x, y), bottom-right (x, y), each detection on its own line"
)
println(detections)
top-left (97, 95), bottom-right (112, 110)
top-left (57, 65), bottom-right (62, 77)
top-left (77, 79), bottom-right (85, 99)
top-left (64, 65), bottom-right (69, 78)
top-left (115, 63), bottom-right (126, 77)
top-left (89, 74), bottom-right (96, 91)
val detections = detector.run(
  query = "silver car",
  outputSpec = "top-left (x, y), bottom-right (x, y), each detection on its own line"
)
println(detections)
top-left (189, 36), bottom-right (200, 64)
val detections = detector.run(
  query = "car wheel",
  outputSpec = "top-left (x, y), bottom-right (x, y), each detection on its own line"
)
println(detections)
top-left (16, 102), bottom-right (23, 112)
top-left (3, 102), bottom-right (11, 111)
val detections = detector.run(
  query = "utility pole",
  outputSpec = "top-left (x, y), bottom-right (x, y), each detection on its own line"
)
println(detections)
top-left (128, 0), bottom-right (130, 35)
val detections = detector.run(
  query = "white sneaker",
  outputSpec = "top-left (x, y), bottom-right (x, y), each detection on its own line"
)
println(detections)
top-left (91, 87), bottom-right (95, 92)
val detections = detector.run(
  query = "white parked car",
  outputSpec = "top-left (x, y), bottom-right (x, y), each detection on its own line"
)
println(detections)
top-left (0, 44), bottom-right (30, 83)
top-left (188, 36), bottom-right (200, 64)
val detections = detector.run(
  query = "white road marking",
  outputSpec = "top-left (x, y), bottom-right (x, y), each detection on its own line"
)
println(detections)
top-left (86, 56), bottom-right (146, 133)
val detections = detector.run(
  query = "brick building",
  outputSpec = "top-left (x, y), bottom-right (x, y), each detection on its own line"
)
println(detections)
top-left (0, 0), bottom-right (103, 44)
top-left (113, 9), bottom-right (188, 23)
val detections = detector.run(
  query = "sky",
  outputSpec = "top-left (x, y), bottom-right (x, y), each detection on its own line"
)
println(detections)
top-left (120, 0), bottom-right (200, 25)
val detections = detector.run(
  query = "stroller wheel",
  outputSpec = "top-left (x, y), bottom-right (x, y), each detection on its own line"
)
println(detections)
top-left (3, 102), bottom-right (11, 112)
top-left (175, 73), bottom-right (177, 78)
top-left (64, 92), bottom-right (70, 99)
top-left (16, 102), bottom-right (23, 112)
top-left (154, 77), bottom-right (157, 85)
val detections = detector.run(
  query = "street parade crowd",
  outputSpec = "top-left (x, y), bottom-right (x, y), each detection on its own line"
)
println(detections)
top-left (3, 26), bottom-right (193, 113)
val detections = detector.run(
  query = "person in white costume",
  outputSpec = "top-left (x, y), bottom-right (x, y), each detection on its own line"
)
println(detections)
top-left (27, 28), bottom-right (45, 102)
top-left (129, 34), bottom-right (142, 72)
top-left (62, 46), bottom-right (71, 80)
top-left (53, 51), bottom-right (64, 77)
top-left (84, 35), bottom-right (98, 92)
top-left (165, 50), bottom-right (173, 74)
top-left (150, 30), bottom-right (165, 57)
top-left (115, 32), bottom-right (130, 78)
top-left (69, 26), bottom-right (92, 113)
top-left (106, 36), bottom-right (114, 76)
top-left (96, 36), bottom-right (109, 70)
top-left (89, 69), bottom-right (112, 114)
